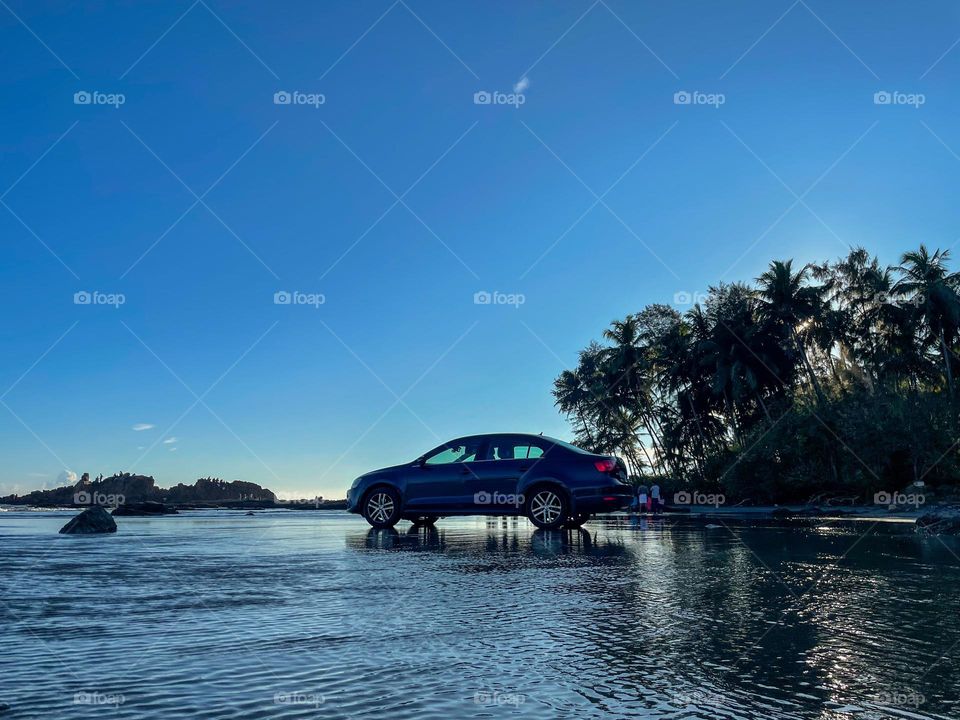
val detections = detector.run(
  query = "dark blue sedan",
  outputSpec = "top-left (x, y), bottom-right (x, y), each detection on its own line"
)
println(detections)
top-left (346, 433), bottom-right (632, 529)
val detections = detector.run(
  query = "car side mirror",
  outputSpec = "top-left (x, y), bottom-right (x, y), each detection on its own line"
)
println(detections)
top-left (415, 456), bottom-right (426, 467)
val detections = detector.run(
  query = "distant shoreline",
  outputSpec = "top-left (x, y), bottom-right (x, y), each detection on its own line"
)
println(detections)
top-left (0, 499), bottom-right (348, 511)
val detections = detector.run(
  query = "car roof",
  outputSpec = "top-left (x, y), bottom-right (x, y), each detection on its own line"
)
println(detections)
top-left (452, 432), bottom-right (544, 442)
top-left (449, 433), bottom-right (581, 448)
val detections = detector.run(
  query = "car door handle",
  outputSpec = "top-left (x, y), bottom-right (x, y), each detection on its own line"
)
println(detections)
top-left (460, 467), bottom-right (472, 474)
top-left (518, 465), bottom-right (530, 471)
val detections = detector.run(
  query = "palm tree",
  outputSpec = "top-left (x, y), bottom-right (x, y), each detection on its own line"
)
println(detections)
top-left (699, 283), bottom-right (788, 440)
top-left (894, 245), bottom-right (960, 396)
top-left (552, 369), bottom-right (593, 443)
top-left (755, 260), bottom-right (827, 404)
top-left (601, 315), bottom-right (670, 474)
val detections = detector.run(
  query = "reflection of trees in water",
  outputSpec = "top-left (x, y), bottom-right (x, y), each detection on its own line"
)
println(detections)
top-left (342, 519), bottom-right (960, 716)
top-left (521, 522), bottom-right (829, 715)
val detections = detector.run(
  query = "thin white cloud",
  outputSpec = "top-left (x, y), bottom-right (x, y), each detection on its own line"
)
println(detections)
top-left (58, 470), bottom-right (77, 485)
top-left (169, 447), bottom-right (177, 452)
top-left (132, 423), bottom-right (154, 431)
top-left (162, 437), bottom-right (177, 444)
top-left (514, 76), bottom-right (529, 93)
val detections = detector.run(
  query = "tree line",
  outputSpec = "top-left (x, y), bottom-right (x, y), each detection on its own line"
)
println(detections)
top-left (553, 246), bottom-right (960, 503)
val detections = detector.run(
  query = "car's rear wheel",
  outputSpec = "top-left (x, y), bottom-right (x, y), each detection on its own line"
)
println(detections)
top-left (362, 487), bottom-right (401, 528)
top-left (564, 512), bottom-right (590, 529)
top-left (526, 487), bottom-right (568, 530)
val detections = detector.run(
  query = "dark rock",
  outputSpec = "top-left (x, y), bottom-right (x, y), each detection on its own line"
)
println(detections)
top-left (59, 506), bottom-right (117, 534)
top-left (917, 506), bottom-right (960, 535)
top-left (112, 501), bottom-right (179, 517)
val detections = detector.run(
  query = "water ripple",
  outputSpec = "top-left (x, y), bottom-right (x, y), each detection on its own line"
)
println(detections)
top-left (1, 511), bottom-right (958, 718)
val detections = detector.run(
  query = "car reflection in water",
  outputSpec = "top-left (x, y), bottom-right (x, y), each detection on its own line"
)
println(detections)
top-left (348, 519), bottom-right (632, 560)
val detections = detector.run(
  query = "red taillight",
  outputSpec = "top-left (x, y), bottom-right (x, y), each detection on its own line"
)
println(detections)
top-left (594, 457), bottom-right (616, 473)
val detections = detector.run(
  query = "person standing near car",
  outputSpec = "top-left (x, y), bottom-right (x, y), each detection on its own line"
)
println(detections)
top-left (637, 483), bottom-right (648, 513)
top-left (650, 482), bottom-right (661, 513)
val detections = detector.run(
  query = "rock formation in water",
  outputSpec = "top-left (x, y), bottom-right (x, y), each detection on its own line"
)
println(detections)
top-left (59, 506), bottom-right (117, 534)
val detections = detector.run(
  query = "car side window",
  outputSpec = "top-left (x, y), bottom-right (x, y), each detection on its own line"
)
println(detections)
top-left (424, 440), bottom-right (482, 465)
top-left (486, 438), bottom-right (547, 461)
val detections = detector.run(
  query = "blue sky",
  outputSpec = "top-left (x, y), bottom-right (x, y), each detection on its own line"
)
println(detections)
top-left (3, 0), bottom-right (960, 498)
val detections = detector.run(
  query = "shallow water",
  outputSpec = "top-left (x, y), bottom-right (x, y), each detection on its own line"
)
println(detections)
top-left (1, 510), bottom-right (959, 719)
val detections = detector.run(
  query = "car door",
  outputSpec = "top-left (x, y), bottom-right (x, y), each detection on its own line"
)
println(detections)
top-left (405, 437), bottom-right (487, 511)
top-left (464, 435), bottom-right (542, 513)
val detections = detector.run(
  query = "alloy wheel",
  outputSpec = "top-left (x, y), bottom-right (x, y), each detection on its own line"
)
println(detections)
top-left (366, 492), bottom-right (395, 523)
top-left (531, 490), bottom-right (562, 525)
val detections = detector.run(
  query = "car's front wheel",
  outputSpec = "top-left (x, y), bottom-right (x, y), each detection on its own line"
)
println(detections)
top-left (362, 487), bottom-right (401, 528)
top-left (526, 487), bottom-right (568, 530)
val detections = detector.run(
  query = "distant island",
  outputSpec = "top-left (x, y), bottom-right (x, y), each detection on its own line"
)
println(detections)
top-left (1, 472), bottom-right (346, 510)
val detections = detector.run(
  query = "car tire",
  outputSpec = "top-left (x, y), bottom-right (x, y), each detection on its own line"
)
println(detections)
top-left (526, 486), bottom-right (569, 530)
top-left (564, 512), bottom-right (590, 529)
top-left (362, 486), bottom-right (402, 529)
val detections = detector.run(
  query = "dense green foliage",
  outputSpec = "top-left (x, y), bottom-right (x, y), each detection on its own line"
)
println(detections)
top-left (553, 246), bottom-right (960, 503)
